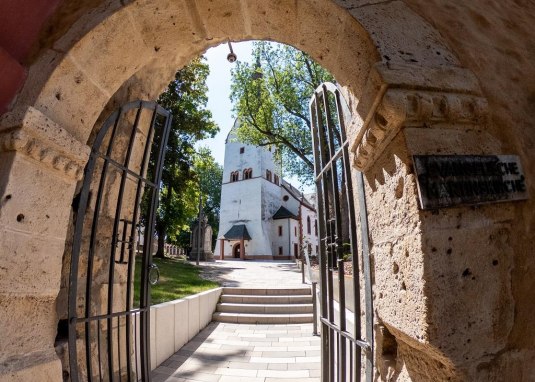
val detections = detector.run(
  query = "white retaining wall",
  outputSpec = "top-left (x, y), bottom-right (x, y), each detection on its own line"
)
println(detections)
top-left (143, 287), bottom-right (222, 370)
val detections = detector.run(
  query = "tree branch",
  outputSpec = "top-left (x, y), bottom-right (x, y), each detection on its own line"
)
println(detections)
top-left (262, 51), bottom-right (311, 127)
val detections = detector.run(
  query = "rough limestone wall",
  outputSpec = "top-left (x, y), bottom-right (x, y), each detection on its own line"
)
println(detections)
top-left (400, 1), bottom-right (535, 379)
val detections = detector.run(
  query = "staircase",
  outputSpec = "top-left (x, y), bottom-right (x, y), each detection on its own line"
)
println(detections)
top-left (212, 287), bottom-right (314, 324)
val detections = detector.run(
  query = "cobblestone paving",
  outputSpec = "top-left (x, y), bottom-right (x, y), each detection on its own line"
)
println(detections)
top-left (152, 322), bottom-right (320, 382)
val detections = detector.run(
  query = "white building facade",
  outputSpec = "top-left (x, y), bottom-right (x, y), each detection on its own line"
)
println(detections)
top-left (214, 121), bottom-right (318, 260)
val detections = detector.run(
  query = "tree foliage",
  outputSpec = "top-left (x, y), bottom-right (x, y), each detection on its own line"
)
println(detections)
top-left (153, 57), bottom-right (218, 256)
top-left (230, 42), bottom-right (334, 185)
top-left (174, 148), bottom-right (223, 249)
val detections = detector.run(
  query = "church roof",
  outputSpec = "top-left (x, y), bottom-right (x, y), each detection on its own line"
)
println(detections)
top-left (272, 206), bottom-right (299, 220)
top-left (281, 180), bottom-right (316, 211)
top-left (222, 224), bottom-right (252, 240)
top-left (225, 118), bottom-right (240, 144)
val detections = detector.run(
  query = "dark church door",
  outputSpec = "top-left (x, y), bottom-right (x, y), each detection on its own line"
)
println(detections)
top-left (233, 243), bottom-right (241, 258)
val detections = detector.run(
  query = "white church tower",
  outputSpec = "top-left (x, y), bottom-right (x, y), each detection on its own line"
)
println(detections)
top-left (214, 120), bottom-right (318, 260)
top-left (214, 120), bottom-right (281, 259)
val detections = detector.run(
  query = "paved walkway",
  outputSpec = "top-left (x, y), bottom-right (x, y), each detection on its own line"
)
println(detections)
top-left (152, 322), bottom-right (320, 382)
top-left (152, 259), bottom-right (320, 382)
top-left (197, 259), bottom-right (306, 287)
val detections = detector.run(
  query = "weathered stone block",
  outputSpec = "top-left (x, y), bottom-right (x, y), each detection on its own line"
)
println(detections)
top-left (0, 151), bottom-right (77, 237)
top-left (0, 229), bottom-right (65, 295)
top-left (67, 10), bottom-right (153, 97)
top-left (0, 294), bottom-right (58, 362)
top-left (33, 54), bottom-right (111, 143)
top-left (0, 356), bottom-right (62, 382)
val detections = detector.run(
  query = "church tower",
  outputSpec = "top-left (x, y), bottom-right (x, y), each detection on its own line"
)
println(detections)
top-left (214, 120), bottom-right (282, 259)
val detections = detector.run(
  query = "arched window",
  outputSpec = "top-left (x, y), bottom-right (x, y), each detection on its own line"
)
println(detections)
top-left (314, 220), bottom-right (318, 236)
top-left (243, 168), bottom-right (252, 180)
top-left (307, 216), bottom-right (311, 234)
top-left (266, 170), bottom-right (272, 182)
top-left (230, 171), bottom-right (239, 182)
top-left (274, 174), bottom-right (279, 185)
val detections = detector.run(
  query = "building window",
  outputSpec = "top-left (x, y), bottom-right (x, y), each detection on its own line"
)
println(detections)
top-left (240, 147), bottom-right (245, 154)
top-left (283, 195), bottom-right (289, 201)
top-left (243, 168), bottom-right (253, 180)
top-left (308, 244), bottom-right (312, 254)
top-left (314, 220), bottom-right (318, 236)
top-left (230, 171), bottom-right (239, 182)
top-left (278, 226), bottom-right (283, 236)
top-left (266, 170), bottom-right (272, 182)
top-left (274, 174), bottom-right (279, 185)
top-left (307, 216), bottom-right (311, 235)
top-left (316, 245), bottom-right (319, 254)
top-left (294, 243), bottom-right (298, 258)
top-left (278, 246), bottom-right (283, 255)
top-left (294, 226), bottom-right (297, 236)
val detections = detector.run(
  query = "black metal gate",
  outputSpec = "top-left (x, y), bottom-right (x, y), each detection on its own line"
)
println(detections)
top-left (309, 83), bottom-right (374, 381)
top-left (68, 100), bottom-right (172, 381)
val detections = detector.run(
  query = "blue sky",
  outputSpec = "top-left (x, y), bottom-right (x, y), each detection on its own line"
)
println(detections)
top-left (197, 41), bottom-right (314, 193)
top-left (196, 41), bottom-right (255, 165)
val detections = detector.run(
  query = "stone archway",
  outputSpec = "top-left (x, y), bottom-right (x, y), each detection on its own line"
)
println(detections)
top-left (0, 1), bottom-right (526, 381)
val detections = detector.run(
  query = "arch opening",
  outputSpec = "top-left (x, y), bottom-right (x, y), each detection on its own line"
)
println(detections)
top-left (0, 1), bottom-right (509, 381)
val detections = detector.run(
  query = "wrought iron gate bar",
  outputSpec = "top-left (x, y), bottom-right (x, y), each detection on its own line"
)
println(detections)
top-left (322, 84), bottom-right (348, 382)
top-left (309, 82), bottom-right (373, 382)
top-left (68, 100), bottom-right (172, 382)
top-left (94, 153), bottom-right (158, 188)
top-left (314, 144), bottom-right (346, 182)
top-left (319, 318), bottom-right (371, 349)
top-left (356, 171), bottom-right (374, 382)
top-left (74, 307), bottom-right (149, 323)
top-left (107, 101), bottom-right (149, 382)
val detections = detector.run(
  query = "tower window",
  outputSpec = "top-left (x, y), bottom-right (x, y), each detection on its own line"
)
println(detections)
top-left (266, 170), bottom-right (272, 182)
top-left (243, 168), bottom-right (253, 180)
top-left (278, 246), bottom-right (283, 255)
top-left (274, 174), bottom-right (279, 185)
top-left (314, 220), bottom-right (318, 236)
top-left (230, 171), bottom-right (239, 182)
top-left (307, 216), bottom-right (311, 235)
top-left (278, 226), bottom-right (283, 236)
top-left (294, 226), bottom-right (297, 236)
top-left (240, 147), bottom-right (245, 154)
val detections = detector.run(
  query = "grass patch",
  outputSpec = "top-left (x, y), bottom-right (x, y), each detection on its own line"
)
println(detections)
top-left (134, 256), bottom-right (219, 306)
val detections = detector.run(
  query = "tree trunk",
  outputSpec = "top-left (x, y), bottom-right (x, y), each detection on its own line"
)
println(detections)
top-left (155, 225), bottom-right (166, 258)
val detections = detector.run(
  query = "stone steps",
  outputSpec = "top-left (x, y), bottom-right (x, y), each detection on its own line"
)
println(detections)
top-left (221, 294), bottom-right (312, 304)
top-left (217, 302), bottom-right (313, 314)
top-left (213, 287), bottom-right (314, 324)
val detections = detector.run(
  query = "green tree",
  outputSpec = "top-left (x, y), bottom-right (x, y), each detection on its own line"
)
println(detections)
top-left (154, 57), bottom-right (218, 257)
top-left (174, 148), bottom-right (223, 250)
top-left (230, 42), bottom-right (334, 185)
top-left (194, 147), bottom-right (223, 243)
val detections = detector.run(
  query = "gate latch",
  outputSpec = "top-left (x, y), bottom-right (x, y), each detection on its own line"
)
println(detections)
top-left (149, 263), bottom-right (160, 285)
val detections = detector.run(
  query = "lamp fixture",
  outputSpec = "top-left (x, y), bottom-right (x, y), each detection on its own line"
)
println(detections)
top-left (227, 41), bottom-right (237, 63)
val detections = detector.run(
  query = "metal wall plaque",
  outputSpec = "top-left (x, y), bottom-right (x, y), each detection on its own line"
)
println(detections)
top-left (413, 155), bottom-right (528, 210)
